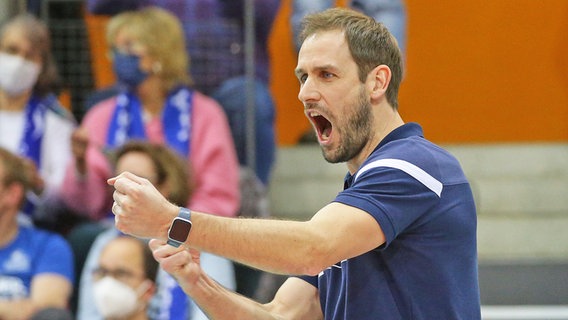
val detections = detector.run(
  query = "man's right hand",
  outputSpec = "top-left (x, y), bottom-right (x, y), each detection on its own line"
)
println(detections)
top-left (108, 171), bottom-right (179, 240)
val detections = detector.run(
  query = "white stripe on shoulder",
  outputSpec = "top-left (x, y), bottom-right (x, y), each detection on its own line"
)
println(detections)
top-left (354, 158), bottom-right (443, 197)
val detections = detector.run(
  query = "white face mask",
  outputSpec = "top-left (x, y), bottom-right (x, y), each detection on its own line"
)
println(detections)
top-left (0, 52), bottom-right (40, 97)
top-left (93, 276), bottom-right (151, 319)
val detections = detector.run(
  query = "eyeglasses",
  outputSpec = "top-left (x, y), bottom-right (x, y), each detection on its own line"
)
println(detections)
top-left (92, 266), bottom-right (143, 282)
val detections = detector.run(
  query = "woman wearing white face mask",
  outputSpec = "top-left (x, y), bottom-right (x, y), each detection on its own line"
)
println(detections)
top-left (0, 14), bottom-right (75, 221)
top-left (92, 236), bottom-right (158, 320)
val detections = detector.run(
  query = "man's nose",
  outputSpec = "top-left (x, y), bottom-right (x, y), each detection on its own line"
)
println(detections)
top-left (297, 78), bottom-right (320, 104)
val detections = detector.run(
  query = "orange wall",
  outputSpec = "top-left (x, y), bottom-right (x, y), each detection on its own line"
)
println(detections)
top-left (85, 14), bottom-right (114, 88)
top-left (269, 0), bottom-right (568, 145)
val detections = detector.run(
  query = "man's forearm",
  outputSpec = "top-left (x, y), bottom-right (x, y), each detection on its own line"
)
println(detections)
top-left (185, 272), bottom-right (284, 320)
top-left (185, 212), bottom-right (327, 276)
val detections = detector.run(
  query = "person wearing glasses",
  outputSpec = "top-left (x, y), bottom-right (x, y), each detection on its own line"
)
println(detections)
top-left (77, 141), bottom-right (233, 320)
top-left (91, 235), bottom-right (158, 320)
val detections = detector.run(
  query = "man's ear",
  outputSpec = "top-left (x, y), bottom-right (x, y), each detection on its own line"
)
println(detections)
top-left (367, 64), bottom-right (392, 101)
top-left (141, 280), bottom-right (156, 303)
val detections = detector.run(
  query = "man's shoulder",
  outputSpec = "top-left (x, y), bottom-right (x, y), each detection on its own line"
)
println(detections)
top-left (364, 136), bottom-right (466, 186)
top-left (375, 135), bottom-right (457, 165)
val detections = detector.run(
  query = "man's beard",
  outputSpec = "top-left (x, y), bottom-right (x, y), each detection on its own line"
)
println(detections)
top-left (322, 88), bottom-right (373, 164)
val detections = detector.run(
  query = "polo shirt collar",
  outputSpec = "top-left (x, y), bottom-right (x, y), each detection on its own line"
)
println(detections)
top-left (375, 122), bottom-right (424, 150)
top-left (343, 122), bottom-right (424, 188)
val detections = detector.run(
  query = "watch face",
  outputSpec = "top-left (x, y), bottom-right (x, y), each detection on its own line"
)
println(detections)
top-left (169, 218), bottom-right (192, 242)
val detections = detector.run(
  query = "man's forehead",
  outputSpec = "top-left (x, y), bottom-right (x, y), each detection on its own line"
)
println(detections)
top-left (300, 29), bottom-right (345, 51)
top-left (296, 30), bottom-right (351, 71)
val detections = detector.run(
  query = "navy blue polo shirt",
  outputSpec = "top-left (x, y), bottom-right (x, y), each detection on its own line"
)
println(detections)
top-left (300, 123), bottom-right (481, 320)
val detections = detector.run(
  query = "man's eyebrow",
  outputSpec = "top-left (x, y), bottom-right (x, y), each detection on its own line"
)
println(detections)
top-left (316, 64), bottom-right (339, 72)
top-left (294, 64), bottom-right (339, 78)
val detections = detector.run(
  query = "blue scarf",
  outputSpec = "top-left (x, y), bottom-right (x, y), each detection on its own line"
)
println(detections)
top-left (19, 94), bottom-right (56, 168)
top-left (106, 87), bottom-right (193, 156)
top-left (18, 94), bottom-right (58, 216)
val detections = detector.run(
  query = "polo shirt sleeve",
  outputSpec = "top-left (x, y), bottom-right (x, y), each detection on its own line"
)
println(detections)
top-left (334, 165), bottom-right (440, 248)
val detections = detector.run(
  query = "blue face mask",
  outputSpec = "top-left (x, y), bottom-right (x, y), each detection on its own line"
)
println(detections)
top-left (112, 50), bottom-right (149, 89)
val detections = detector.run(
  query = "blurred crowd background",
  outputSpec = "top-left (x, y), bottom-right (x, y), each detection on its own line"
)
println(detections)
top-left (1, 0), bottom-right (567, 319)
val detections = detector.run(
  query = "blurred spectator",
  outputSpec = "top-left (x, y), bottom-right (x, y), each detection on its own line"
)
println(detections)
top-left (60, 7), bottom-right (240, 224)
top-left (291, 0), bottom-right (407, 56)
top-left (77, 141), bottom-right (234, 320)
top-left (60, 7), bottom-right (239, 317)
top-left (86, 0), bottom-right (278, 187)
top-left (84, 0), bottom-right (279, 300)
top-left (91, 236), bottom-right (158, 320)
top-left (86, 0), bottom-right (279, 299)
top-left (0, 14), bottom-right (75, 222)
top-left (0, 147), bottom-right (74, 319)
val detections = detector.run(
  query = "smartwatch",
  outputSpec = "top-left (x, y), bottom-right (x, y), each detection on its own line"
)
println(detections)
top-left (167, 208), bottom-right (192, 247)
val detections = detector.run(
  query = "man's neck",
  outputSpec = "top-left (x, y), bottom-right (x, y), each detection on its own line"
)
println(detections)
top-left (346, 110), bottom-right (404, 174)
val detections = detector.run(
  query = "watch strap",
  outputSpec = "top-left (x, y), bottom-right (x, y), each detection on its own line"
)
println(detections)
top-left (177, 207), bottom-right (191, 221)
top-left (167, 207), bottom-right (192, 247)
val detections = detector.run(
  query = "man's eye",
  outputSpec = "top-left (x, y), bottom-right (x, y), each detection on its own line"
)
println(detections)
top-left (115, 269), bottom-right (133, 278)
top-left (322, 72), bottom-right (334, 79)
top-left (299, 74), bottom-right (308, 83)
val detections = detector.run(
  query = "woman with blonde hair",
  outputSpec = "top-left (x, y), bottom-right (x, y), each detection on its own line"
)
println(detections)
top-left (62, 7), bottom-right (239, 223)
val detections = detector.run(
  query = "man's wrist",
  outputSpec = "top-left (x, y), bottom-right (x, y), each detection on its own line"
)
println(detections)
top-left (162, 205), bottom-right (180, 240)
top-left (167, 207), bottom-right (192, 247)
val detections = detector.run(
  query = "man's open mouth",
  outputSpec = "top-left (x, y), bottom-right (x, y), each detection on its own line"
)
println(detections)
top-left (308, 111), bottom-right (332, 143)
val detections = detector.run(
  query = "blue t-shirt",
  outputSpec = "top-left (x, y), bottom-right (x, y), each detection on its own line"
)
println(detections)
top-left (0, 225), bottom-right (74, 300)
top-left (300, 123), bottom-right (481, 320)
